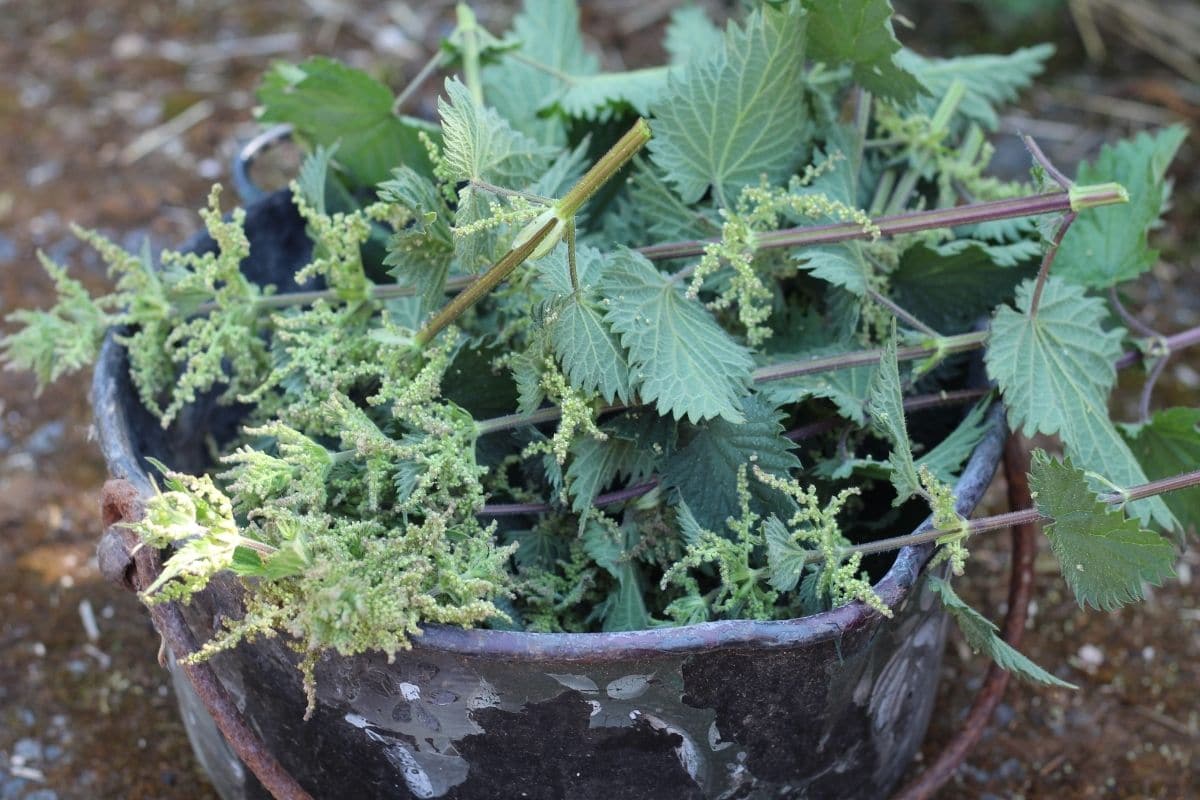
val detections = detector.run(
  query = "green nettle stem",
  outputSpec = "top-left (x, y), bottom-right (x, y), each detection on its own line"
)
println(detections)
top-left (456, 4), bottom-right (485, 105)
top-left (414, 118), bottom-right (651, 346)
top-left (842, 469), bottom-right (1200, 561)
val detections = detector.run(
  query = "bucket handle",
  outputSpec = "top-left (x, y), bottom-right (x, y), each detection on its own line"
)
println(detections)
top-left (231, 124), bottom-right (293, 206)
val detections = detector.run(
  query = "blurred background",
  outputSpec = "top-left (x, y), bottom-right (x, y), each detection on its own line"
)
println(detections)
top-left (0, 1), bottom-right (1196, 797)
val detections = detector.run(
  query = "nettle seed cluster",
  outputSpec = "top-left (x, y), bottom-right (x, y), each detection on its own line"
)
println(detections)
top-left (4, 0), bottom-right (1192, 710)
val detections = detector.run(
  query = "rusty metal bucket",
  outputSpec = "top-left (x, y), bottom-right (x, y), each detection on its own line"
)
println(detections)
top-left (92, 190), bottom-right (1008, 799)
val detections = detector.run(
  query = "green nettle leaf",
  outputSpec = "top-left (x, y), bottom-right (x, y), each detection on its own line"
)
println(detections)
top-left (601, 250), bottom-right (753, 423)
top-left (918, 399), bottom-right (992, 484)
top-left (662, 396), bottom-right (801, 532)
top-left (438, 77), bottom-right (556, 268)
top-left (564, 424), bottom-right (657, 514)
top-left (895, 44), bottom-right (1053, 130)
top-left (867, 332), bottom-right (921, 504)
top-left (801, 0), bottom-right (924, 104)
top-left (258, 57), bottom-right (434, 187)
top-left (535, 246), bottom-right (632, 404)
top-left (439, 78), bottom-right (555, 189)
top-left (481, 0), bottom-right (599, 145)
top-left (582, 520), bottom-right (650, 632)
top-left (664, 6), bottom-right (723, 65)
top-left (765, 515), bottom-right (809, 592)
top-left (1028, 451), bottom-right (1176, 611)
top-left (796, 244), bottom-right (871, 297)
top-left (986, 277), bottom-right (1175, 530)
top-left (543, 68), bottom-right (673, 122)
top-left (891, 241), bottom-right (1033, 333)
top-left (379, 166), bottom-right (455, 310)
top-left (758, 351), bottom-right (875, 425)
top-left (929, 577), bottom-right (1076, 688)
top-left (1122, 408), bottom-right (1200, 536)
top-left (649, 2), bottom-right (808, 205)
top-left (1055, 126), bottom-right (1188, 289)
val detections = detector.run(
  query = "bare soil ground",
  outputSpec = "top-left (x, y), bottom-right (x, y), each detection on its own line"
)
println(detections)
top-left (0, 2), bottom-right (1195, 798)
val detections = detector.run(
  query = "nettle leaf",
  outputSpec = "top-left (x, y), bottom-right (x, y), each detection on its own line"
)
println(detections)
top-left (867, 332), bottom-right (921, 504)
top-left (918, 399), bottom-right (991, 484)
top-left (439, 78), bottom-right (556, 268)
top-left (1029, 451), bottom-right (1176, 611)
top-left (662, 396), bottom-right (801, 532)
top-left (895, 44), bottom-right (1053, 130)
top-left (535, 246), bottom-right (632, 404)
top-left (801, 0), bottom-right (924, 104)
top-left (797, 244), bottom-right (871, 297)
top-left (440, 78), bottom-right (555, 189)
top-left (649, 2), bottom-right (807, 205)
top-left (258, 57), bottom-right (434, 187)
top-left (565, 421), bottom-right (660, 514)
top-left (601, 250), bottom-right (753, 423)
top-left (929, 577), bottom-right (1075, 688)
top-left (665, 6), bottom-right (723, 66)
top-left (379, 166), bottom-right (455, 311)
top-left (891, 241), bottom-right (1033, 333)
top-left (758, 353), bottom-right (875, 425)
top-left (582, 520), bottom-right (650, 632)
top-left (765, 515), bottom-right (809, 592)
top-left (986, 277), bottom-right (1175, 530)
top-left (482, 0), bottom-right (598, 145)
top-left (543, 68), bottom-right (673, 122)
top-left (1122, 408), bottom-right (1200, 536)
top-left (1055, 126), bottom-right (1188, 289)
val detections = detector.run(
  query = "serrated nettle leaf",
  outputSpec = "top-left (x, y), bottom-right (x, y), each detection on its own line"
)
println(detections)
top-left (665, 6), bottom-right (723, 66)
top-left (581, 519), bottom-right (650, 632)
top-left (867, 331), bottom-right (921, 504)
top-left (986, 277), bottom-right (1175, 530)
top-left (795, 244), bottom-right (872, 297)
top-left (894, 44), bottom-right (1053, 131)
top-left (565, 427), bottom-right (654, 513)
top-left (481, 0), bottom-right (599, 146)
top-left (379, 166), bottom-right (456, 310)
top-left (891, 241), bottom-right (1033, 333)
top-left (258, 57), bottom-right (435, 187)
top-left (1055, 126), bottom-right (1188, 289)
top-left (601, 250), bottom-right (753, 423)
top-left (662, 396), bottom-right (801, 532)
top-left (649, 2), bottom-right (808, 205)
top-left (542, 68), bottom-right (674, 122)
top-left (765, 515), bottom-right (810, 592)
top-left (929, 576), bottom-right (1076, 688)
top-left (918, 398), bottom-right (991, 484)
top-left (1122, 407), bottom-right (1200, 537)
top-left (1029, 451), bottom-right (1176, 611)
top-left (801, 0), bottom-right (924, 104)
top-left (757, 349), bottom-right (875, 425)
top-left (440, 78), bottom-right (556, 189)
top-left (675, 500), bottom-right (708, 547)
top-left (532, 246), bottom-right (633, 404)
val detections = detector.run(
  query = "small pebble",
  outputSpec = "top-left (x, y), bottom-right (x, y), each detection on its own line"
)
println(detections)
top-left (1077, 643), bottom-right (1104, 670)
top-left (24, 790), bottom-right (58, 800)
top-left (13, 738), bottom-right (42, 762)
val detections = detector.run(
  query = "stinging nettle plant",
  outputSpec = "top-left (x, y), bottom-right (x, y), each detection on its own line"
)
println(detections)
top-left (4, 0), bottom-right (1198, 713)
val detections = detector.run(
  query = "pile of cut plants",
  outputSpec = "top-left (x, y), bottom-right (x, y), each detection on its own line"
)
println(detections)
top-left (4, 0), bottom-right (1197, 715)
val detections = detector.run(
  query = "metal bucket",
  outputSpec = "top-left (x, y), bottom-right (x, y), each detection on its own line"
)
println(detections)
top-left (92, 190), bottom-right (1007, 799)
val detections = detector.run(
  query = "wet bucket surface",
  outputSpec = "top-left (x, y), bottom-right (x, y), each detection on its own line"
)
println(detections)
top-left (92, 191), bottom-right (1008, 799)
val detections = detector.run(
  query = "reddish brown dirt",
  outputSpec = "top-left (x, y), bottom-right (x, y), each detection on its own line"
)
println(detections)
top-left (0, 2), bottom-right (1196, 799)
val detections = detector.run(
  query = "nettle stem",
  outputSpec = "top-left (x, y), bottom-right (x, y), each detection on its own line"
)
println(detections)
top-left (414, 119), bottom-right (651, 347)
top-left (639, 186), bottom-right (1125, 263)
top-left (843, 469), bottom-right (1200, 561)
